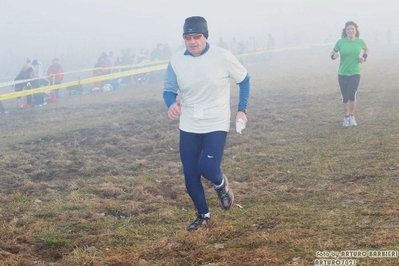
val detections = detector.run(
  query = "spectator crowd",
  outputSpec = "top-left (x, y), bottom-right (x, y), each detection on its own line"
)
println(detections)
top-left (4, 34), bottom-right (277, 113)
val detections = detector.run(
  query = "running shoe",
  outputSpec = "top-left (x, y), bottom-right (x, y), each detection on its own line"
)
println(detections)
top-left (214, 175), bottom-right (234, 210)
top-left (342, 117), bottom-right (350, 127)
top-left (187, 213), bottom-right (211, 231)
top-left (349, 115), bottom-right (357, 126)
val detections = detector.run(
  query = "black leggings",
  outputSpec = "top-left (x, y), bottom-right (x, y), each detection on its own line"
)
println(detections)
top-left (338, 74), bottom-right (360, 103)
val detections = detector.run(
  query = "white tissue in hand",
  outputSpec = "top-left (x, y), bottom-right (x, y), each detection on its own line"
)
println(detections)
top-left (236, 118), bottom-right (245, 133)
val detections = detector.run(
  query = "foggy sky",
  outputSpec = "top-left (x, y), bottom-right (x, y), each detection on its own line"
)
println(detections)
top-left (1, 0), bottom-right (398, 79)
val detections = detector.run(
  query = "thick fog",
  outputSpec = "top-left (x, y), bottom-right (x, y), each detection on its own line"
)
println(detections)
top-left (1, 0), bottom-right (398, 80)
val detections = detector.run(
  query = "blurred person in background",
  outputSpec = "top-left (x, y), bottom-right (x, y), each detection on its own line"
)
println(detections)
top-left (121, 48), bottom-right (135, 85)
top-left (107, 51), bottom-right (114, 67)
top-left (113, 49), bottom-right (124, 73)
top-left (229, 37), bottom-right (240, 55)
top-left (47, 58), bottom-right (64, 99)
top-left (32, 59), bottom-right (48, 106)
top-left (29, 59), bottom-right (44, 106)
top-left (121, 48), bottom-right (135, 66)
top-left (32, 59), bottom-right (44, 88)
top-left (217, 37), bottom-right (229, 49)
top-left (331, 21), bottom-right (369, 127)
top-left (136, 48), bottom-right (146, 64)
top-left (163, 16), bottom-right (250, 231)
top-left (161, 43), bottom-right (172, 60)
top-left (150, 43), bottom-right (163, 61)
top-left (148, 43), bottom-right (165, 83)
top-left (245, 36), bottom-right (258, 65)
top-left (136, 51), bottom-right (151, 84)
top-left (92, 55), bottom-right (110, 88)
top-left (13, 66), bottom-right (34, 108)
top-left (20, 58), bottom-right (32, 72)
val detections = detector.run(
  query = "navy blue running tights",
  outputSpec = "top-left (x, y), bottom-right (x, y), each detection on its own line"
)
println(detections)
top-left (179, 130), bottom-right (227, 214)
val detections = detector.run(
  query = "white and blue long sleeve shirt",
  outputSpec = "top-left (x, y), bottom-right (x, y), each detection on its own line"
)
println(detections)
top-left (163, 43), bottom-right (250, 133)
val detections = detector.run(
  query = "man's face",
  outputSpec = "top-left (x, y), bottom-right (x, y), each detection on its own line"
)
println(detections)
top-left (183, 34), bottom-right (206, 56)
top-left (53, 60), bottom-right (59, 66)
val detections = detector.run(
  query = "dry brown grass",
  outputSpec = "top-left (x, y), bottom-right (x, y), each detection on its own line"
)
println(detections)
top-left (0, 44), bottom-right (398, 265)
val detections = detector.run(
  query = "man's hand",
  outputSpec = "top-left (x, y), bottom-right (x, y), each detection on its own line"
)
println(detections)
top-left (168, 100), bottom-right (181, 120)
top-left (235, 111), bottom-right (247, 124)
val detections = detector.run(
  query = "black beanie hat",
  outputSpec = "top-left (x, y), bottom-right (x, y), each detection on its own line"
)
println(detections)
top-left (183, 16), bottom-right (208, 39)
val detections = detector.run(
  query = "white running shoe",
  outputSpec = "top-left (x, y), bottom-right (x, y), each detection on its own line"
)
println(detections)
top-left (349, 115), bottom-right (357, 126)
top-left (342, 117), bottom-right (350, 127)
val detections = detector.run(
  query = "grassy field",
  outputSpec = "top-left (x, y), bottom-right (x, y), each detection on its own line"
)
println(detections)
top-left (0, 44), bottom-right (398, 266)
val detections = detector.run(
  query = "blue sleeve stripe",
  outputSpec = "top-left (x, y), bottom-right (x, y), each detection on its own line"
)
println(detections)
top-left (163, 62), bottom-right (179, 108)
top-left (163, 91), bottom-right (177, 108)
top-left (164, 62), bottom-right (178, 93)
top-left (238, 74), bottom-right (250, 111)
